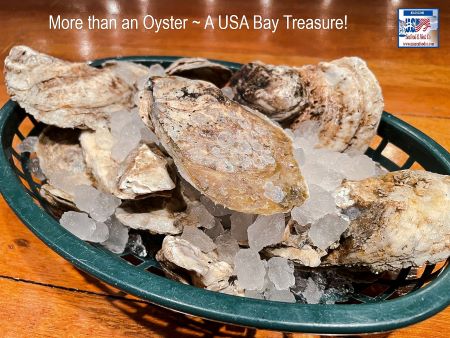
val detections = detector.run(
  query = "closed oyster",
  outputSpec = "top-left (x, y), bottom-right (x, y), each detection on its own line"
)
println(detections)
top-left (36, 126), bottom-right (94, 206)
top-left (4, 45), bottom-right (148, 130)
top-left (156, 235), bottom-right (234, 291)
top-left (231, 57), bottom-right (383, 153)
top-left (79, 128), bottom-right (175, 199)
top-left (146, 76), bottom-right (308, 215)
top-left (230, 62), bottom-right (307, 122)
top-left (165, 57), bottom-right (233, 88)
top-left (292, 57), bottom-right (383, 153)
top-left (325, 170), bottom-right (450, 271)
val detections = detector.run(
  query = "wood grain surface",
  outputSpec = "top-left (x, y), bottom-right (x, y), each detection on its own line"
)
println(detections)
top-left (0, 0), bottom-right (448, 337)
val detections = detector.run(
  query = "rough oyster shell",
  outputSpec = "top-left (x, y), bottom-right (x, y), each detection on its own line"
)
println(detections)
top-left (156, 235), bottom-right (234, 291)
top-left (325, 170), bottom-right (450, 271)
top-left (165, 57), bottom-right (233, 88)
top-left (292, 57), bottom-right (383, 153)
top-left (79, 128), bottom-right (174, 199)
top-left (36, 126), bottom-right (94, 205)
top-left (230, 62), bottom-right (307, 122)
top-left (115, 193), bottom-right (186, 235)
top-left (145, 76), bottom-right (308, 215)
top-left (4, 46), bottom-right (148, 130)
top-left (231, 57), bottom-right (383, 153)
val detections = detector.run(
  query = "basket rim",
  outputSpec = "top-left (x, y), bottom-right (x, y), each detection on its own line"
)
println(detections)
top-left (0, 56), bottom-right (449, 334)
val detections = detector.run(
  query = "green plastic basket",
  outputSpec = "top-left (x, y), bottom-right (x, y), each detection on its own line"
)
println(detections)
top-left (0, 56), bottom-right (449, 335)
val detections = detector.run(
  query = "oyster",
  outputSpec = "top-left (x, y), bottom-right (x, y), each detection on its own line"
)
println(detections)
top-left (79, 128), bottom-right (175, 199)
top-left (36, 126), bottom-right (94, 205)
top-left (325, 170), bottom-right (450, 271)
top-left (145, 76), bottom-right (308, 215)
top-left (165, 57), bottom-right (233, 88)
top-left (230, 62), bottom-right (307, 122)
top-left (115, 194), bottom-right (186, 235)
top-left (231, 58), bottom-right (383, 153)
top-left (156, 235), bottom-right (234, 291)
top-left (4, 45), bottom-right (148, 130)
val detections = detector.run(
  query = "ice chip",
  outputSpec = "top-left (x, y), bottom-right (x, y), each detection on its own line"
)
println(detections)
top-left (247, 214), bottom-right (286, 252)
top-left (73, 185), bottom-right (121, 222)
top-left (91, 221), bottom-right (110, 242)
top-left (230, 212), bottom-right (255, 242)
top-left (221, 86), bottom-right (234, 100)
top-left (267, 257), bottom-right (295, 290)
top-left (18, 136), bottom-right (38, 154)
top-left (28, 157), bottom-right (46, 180)
top-left (244, 290), bottom-right (265, 300)
top-left (190, 203), bottom-right (216, 229)
top-left (308, 214), bottom-right (350, 250)
top-left (265, 289), bottom-right (296, 303)
top-left (102, 216), bottom-right (129, 254)
top-left (214, 232), bottom-right (240, 265)
top-left (234, 249), bottom-right (266, 290)
top-left (60, 211), bottom-right (107, 243)
top-left (291, 184), bottom-right (337, 225)
top-left (302, 277), bottom-right (324, 304)
top-left (205, 219), bottom-right (225, 240)
top-left (181, 226), bottom-right (216, 253)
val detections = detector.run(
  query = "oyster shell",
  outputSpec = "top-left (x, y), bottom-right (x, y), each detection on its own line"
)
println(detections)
top-left (325, 170), bottom-right (450, 271)
top-left (231, 58), bottom-right (383, 153)
top-left (79, 128), bottom-right (175, 199)
top-left (4, 45), bottom-right (148, 130)
top-left (165, 57), bottom-right (233, 88)
top-left (230, 62), bottom-right (307, 122)
top-left (156, 235), bottom-right (234, 291)
top-left (146, 76), bottom-right (308, 215)
top-left (36, 126), bottom-right (94, 205)
top-left (115, 194), bottom-right (186, 235)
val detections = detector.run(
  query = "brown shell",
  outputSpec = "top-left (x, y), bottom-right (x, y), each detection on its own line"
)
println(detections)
top-left (325, 170), bottom-right (450, 271)
top-left (146, 76), bottom-right (308, 215)
top-left (165, 57), bottom-right (233, 88)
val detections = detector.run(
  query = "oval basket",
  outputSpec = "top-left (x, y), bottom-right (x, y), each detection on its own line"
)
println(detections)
top-left (0, 56), bottom-right (449, 334)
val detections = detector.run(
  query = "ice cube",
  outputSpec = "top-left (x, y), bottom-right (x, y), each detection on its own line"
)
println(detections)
top-left (267, 257), bottom-right (295, 290)
top-left (181, 226), bottom-right (216, 253)
top-left (149, 64), bottom-right (166, 77)
top-left (126, 233), bottom-right (147, 257)
top-left (102, 216), bottom-right (129, 254)
top-left (190, 203), bottom-right (216, 229)
top-left (60, 211), bottom-right (108, 243)
top-left (200, 195), bottom-right (230, 217)
top-left (230, 212), bottom-right (255, 242)
top-left (205, 219), bottom-right (225, 240)
top-left (247, 214), bottom-right (286, 252)
top-left (265, 289), bottom-right (296, 303)
top-left (308, 214), bottom-right (350, 250)
top-left (244, 290), bottom-right (265, 300)
top-left (291, 184), bottom-right (337, 225)
top-left (18, 136), bottom-right (38, 154)
top-left (73, 185), bottom-right (121, 222)
top-left (302, 277), bottom-right (324, 304)
top-left (214, 232), bottom-right (240, 265)
top-left (234, 249), bottom-right (266, 290)
top-left (301, 162), bottom-right (345, 192)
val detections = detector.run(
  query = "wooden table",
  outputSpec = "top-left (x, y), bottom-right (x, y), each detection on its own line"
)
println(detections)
top-left (0, 1), bottom-right (448, 337)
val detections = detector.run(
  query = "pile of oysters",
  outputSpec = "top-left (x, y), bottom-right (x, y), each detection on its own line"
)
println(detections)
top-left (4, 46), bottom-right (449, 303)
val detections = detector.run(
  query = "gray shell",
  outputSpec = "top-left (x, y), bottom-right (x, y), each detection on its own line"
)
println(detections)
top-left (4, 46), bottom-right (148, 130)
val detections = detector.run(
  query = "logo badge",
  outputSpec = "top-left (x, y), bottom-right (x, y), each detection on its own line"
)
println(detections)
top-left (398, 9), bottom-right (439, 48)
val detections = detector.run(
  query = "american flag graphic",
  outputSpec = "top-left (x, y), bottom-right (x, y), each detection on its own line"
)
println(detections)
top-left (415, 18), bottom-right (431, 32)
